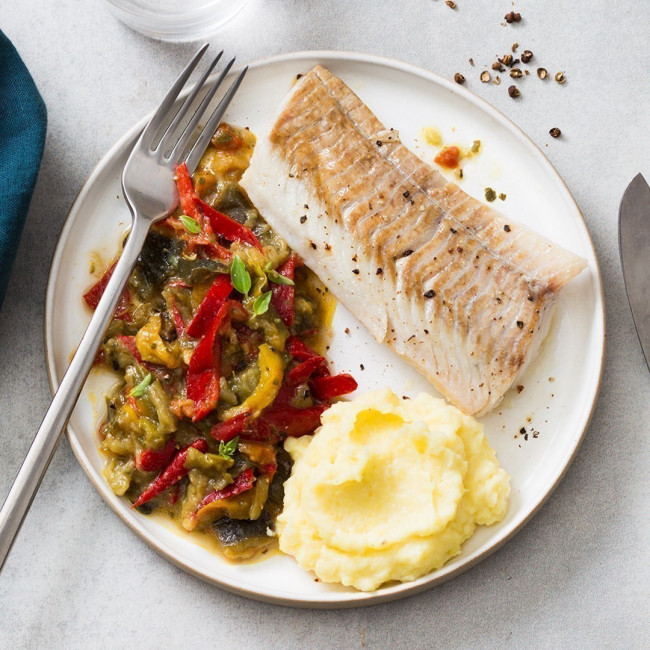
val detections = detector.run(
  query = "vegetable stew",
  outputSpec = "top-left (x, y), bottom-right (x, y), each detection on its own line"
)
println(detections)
top-left (86, 124), bottom-right (357, 561)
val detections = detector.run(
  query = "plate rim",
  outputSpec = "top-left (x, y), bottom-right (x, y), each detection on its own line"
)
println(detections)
top-left (44, 49), bottom-right (606, 608)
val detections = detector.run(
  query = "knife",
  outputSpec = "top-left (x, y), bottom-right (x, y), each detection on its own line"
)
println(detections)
top-left (619, 173), bottom-right (650, 371)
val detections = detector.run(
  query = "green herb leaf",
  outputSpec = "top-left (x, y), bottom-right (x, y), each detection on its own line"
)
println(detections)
top-left (264, 263), bottom-right (295, 287)
top-left (253, 291), bottom-right (272, 316)
top-left (179, 214), bottom-right (201, 234)
top-left (230, 255), bottom-right (251, 295)
top-left (128, 373), bottom-right (152, 398)
top-left (218, 436), bottom-right (239, 460)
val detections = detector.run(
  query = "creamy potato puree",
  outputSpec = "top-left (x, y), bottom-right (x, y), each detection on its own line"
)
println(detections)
top-left (277, 389), bottom-right (509, 591)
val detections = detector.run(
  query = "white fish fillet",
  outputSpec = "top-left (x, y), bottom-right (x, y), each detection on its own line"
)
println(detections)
top-left (241, 66), bottom-right (587, 415)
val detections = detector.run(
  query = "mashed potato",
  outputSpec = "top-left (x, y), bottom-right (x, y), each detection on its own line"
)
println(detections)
top-left (277, 388), bottom-right (509, 591)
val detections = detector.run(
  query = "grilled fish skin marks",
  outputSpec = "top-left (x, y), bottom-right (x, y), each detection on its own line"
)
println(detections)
top-left (241, 66), bottom-right (587, 415)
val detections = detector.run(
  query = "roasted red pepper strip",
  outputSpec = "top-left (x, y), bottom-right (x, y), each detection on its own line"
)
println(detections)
top-left (135, 439), bottom-right (176, 472)
top-left (115, 334), bottom-right (142, 363)
top-left (187, 320), bottom-right (222, 422)
top-left (310, 374), bottom-right (358, 401)
top-left (164, 164), bottom-right (217, 252)
top-left (209, 412), bottom-right (249, 442)
top-left (285, 335), bottom-right (321, 361)
top-left (204, 241), bottom-right (233, 261)
top-left (262, 403), bottom-right (328, 437)
top-left (260, 463), bottom-right (277, 478)
top-left (285, 336), bottom-right (330, 378)
top-left (195, 198), bottom-right (263, 252)
top-left (83, 261), bottom-right (131, 321)
top-left (194, 468), bottom-right (255, 513)
top-left (286, 356), bottom-right (326, 385)
top-left (175, 162), bottom-right (203, 221)
top-left (186, 275), bottom-right (233, 338)
top-left (187, 300), bottom-right (248, 422)
top-left (270, 254), bottom-right (296, 327)
top-left (132, 438), bottom-right (208, 508)
top-left (170, 298), bottom-right (186, 337)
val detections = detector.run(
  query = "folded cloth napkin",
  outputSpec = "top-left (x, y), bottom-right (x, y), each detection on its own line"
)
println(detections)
top-left (0, 30), bottom-right (47, 310)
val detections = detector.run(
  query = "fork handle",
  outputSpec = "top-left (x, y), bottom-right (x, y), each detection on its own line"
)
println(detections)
top-left (0, 216), bottom-right (151, 571)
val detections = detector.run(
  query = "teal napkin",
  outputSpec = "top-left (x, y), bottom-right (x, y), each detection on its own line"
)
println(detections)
top-left (0, 30), bottom-right (47, 309)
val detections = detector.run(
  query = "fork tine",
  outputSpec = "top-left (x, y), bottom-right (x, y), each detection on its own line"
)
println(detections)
top-left (139, 43), bottom-right (209, 147)
top-left (184, 66), bottom-right (249, 174)
top-left (167, 57), bottom-right (237, 168)
top-left (155, 50), bottom-right (224, 155)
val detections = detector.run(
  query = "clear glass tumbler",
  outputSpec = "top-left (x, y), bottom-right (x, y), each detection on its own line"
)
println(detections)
top-left (105, 0), bottom-right (249, 42)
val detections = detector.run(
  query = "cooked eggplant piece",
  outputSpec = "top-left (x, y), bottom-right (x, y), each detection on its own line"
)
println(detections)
top-left (212, 511), bottom-right (273, 548)
top-left (137, 232), bottom-right (183, 287)
top-left (175, 258), bottom-right (229, 285)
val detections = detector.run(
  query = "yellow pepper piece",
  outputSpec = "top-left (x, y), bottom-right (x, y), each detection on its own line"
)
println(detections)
top-left (222, 343), bottom-right (283, 420)
top-left (135, 314), bottom-right (182, 369)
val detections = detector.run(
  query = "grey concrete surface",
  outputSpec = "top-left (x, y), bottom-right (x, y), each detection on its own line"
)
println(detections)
top-left (0, 0), bottom-right (648, 647)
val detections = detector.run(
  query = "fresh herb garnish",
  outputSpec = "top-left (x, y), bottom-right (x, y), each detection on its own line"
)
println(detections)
top-left (264, 262), bottom-right (295, 286)
top-left (218, 436), bottom-right (239, 460)
top-left (129, 373), bottom-right (152, 398)
top-left (179, 214), bottom-right (201, 234)
top-left (253, 291), bottom-right (272, 316)
top-left (230, 255), bottom-right (251, 295)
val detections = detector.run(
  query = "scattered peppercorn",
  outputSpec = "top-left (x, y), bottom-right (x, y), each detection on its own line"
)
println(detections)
top-left (511, 42), bottom-right (519, 52)
top-left (516, 385), bottom-right (524, 393)
top-left (310, 242), bottom-right (317, 250)
top-left (493, 75), bottom-right (501, 85)
top-left (485, 187), bottom-right (497, 202)
top-left (445, 0), bottom-right (456, 7)
top-left (360, 364), bottom-right (365, 370)
top-left (510, 68), bottom-right (523, 78)
top-left (554, 71), bottom-right (566, 84)
top-left (521, 49), bottom-right (533, 63)
top-left (376, 267), bottom-right (383, 275)
top-left (505, 11), bottom-right (521, 22)
top-left (454, 72), bottom-right (466, 84)
top-left (492, 61), bottom-right (504, 71)
top-left (549, 127), bottom-right (562, 138)
top-left (501, 54), bottom-right (513, 66)
top-left (508, 85), bottom-right (520, 98)
top-left (516, 320), bottom-right (524, 328)
top-left (469, 58), bottom-right (475, 66)
top-left (480, 70), bottom-right (491, 83)
top-left (300, 215), bottom-right (307, 224)
top-left (499, 193), bottom-right (507, 201)
top-left (504, 224), bottom-right (511, 232)
top-left (401, 249), bottom-right (414, 257)
top-left (424, 290), bottom-right (436, 299)
top-left (376, 140), bottom-right (383, 147)
top-left (537, 67), bottom-right (548, 79)
top-left (352, 269), bottom-right (359, 275)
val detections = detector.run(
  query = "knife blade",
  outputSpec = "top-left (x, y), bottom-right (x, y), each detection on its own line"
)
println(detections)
top-left (619, 173), bottom-right (650, 370)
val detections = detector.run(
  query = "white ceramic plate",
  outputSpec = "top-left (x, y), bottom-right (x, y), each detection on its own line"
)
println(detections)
top-left (45, 51), bottom-right (604, 607)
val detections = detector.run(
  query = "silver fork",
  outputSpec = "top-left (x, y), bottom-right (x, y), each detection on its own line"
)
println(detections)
top-left (0, 44), bottom-right (247, 571)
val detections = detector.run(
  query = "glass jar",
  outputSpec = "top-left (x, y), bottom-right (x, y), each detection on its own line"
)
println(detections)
top-left (105, 0), bottom-right (249, 42)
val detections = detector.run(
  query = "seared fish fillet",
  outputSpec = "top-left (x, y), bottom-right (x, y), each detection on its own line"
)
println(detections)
top-left (241, 66), bottom-right (587, 415)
